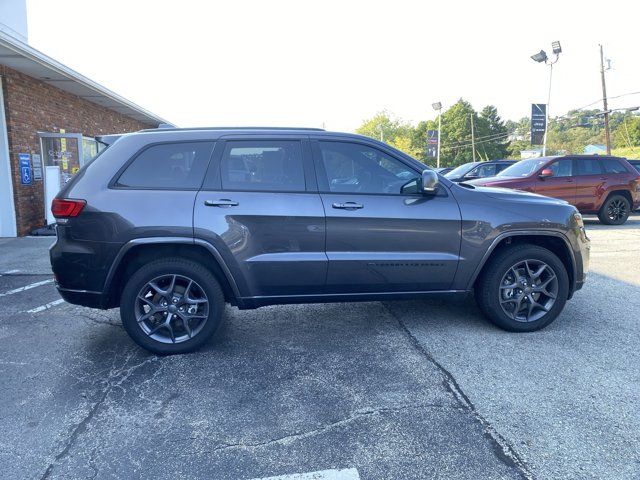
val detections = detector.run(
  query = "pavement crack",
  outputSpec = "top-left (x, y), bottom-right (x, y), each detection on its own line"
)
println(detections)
top-left (39, 389), bottom-right (109, 480)
top-left (206, 402), bottom-right (447, 455)
top-left (383, 302), bottom-right (534, 480)
top-left (39, 349), bottom-right (158, 479)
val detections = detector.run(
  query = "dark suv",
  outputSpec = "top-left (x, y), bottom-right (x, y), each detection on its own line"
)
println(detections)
top-left (469, 155), bottom-right (640, 224)
top-left (50, 128), bottom-right (590, 354)
top-left (444, 160), bottom-right (516, 182)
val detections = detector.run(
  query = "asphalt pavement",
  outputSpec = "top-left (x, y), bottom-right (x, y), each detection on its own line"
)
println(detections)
top-left (0, 214), bottom-right (638, 480)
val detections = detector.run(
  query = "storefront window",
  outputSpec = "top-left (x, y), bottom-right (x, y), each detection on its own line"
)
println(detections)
top-left (82, 137), bottom-right (106, 164)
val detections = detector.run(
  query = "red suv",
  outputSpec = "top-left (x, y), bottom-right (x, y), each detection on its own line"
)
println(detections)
top-left (469, 155), bottom-right (640, 224)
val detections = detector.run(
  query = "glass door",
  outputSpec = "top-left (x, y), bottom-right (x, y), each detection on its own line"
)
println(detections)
top-left (39, 132), bottom-right (84, 224)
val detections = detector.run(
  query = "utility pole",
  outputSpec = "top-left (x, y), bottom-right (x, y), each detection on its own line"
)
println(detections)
top-left (599, 44), bottom-right (611, 155)
top-left (470, 113), bottom-right (476, 162)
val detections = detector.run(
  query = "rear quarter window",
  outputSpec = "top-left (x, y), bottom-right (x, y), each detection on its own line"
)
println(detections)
top-left (115, 142), bottom-right (214, 189)
top-left (601, 158), bottom-right (628, 174)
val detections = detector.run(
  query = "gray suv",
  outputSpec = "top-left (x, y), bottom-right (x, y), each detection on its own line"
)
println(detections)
top-left (50, 128), bottom-right (590, 354)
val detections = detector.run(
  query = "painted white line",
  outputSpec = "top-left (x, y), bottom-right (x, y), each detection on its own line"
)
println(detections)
top-left (27, 298), bottom-right (65, 313)
top-left (0, 278), bottom-right (54, 297)
top-left (250, 468), bottom-right (360, 480)
top-left (0, 269), bottom-right (21, 275)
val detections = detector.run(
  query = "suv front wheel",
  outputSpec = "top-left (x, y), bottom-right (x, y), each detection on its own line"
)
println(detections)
top-left (475, 244), bottom-right (569, 332)
top-left (120, 258), bottom-right (224, 354)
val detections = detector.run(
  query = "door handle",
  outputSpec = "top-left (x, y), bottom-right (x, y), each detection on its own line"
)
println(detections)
top-left (332, 201), bottom-right (363, 210)
top-left (204, 199), bottom-right (239, 207)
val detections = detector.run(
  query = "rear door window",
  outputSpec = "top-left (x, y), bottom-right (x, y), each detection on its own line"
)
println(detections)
top-left (116, 142), bottom-right (214, 189)
top-left (220, 141), bottom-right (305, 192)
top-left (576, 158), bottom-right (603, 176)
top-left (601, 158), bottom-right (627, 174)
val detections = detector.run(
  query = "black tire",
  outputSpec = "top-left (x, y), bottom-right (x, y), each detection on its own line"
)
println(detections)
top-left (475, 244), bottom-right (569, 332)
top-left (598, 194), bottom-right (630, 225)
top-left (120, 257), bottom-right (224, 355)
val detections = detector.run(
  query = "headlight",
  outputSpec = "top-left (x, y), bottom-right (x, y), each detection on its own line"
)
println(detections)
top-left (572, 211), bottom-right (584, 228)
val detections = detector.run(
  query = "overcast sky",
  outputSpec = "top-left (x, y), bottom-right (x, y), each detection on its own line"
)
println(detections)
top-left (27, 0), bottom-right (640, 131)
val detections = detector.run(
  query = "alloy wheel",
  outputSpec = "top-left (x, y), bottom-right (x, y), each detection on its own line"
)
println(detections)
top-left (498, 259), bottom-right (558, 323)
top-left (607, 199), bottom-right (628, 222)
top-left (135, 274), bottom-right (209, 344)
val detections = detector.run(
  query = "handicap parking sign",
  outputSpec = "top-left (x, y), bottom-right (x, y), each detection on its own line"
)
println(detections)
top-left (19, 153), bottom-right (32, 185)
top-left (21, 166), bottom-right (32, 184)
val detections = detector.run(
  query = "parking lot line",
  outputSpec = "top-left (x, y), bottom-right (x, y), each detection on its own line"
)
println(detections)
top-left (0, 278), bottom-right (54, 297)
top-left (249, 469), bottom-right (360, 480)
top-left (0, 269), bottom-right (21, 276)
top-left (26, 298), bottom-right (65, 313)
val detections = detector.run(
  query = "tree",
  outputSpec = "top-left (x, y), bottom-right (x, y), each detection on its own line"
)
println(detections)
top-left (477, 106), bottom-right (509, 160)
top-left (613, 115), bottom-right (640, 149)
top-left (438, 99), bottom-right (478, 166)
top-left (356, 111), bottom-right (421, 159)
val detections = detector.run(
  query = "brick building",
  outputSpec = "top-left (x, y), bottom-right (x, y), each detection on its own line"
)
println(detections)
top-left (0, 1), bottom-right (167, 236)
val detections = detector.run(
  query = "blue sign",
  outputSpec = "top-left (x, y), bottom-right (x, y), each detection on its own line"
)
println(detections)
top-left (426, 130), bottom-right (439, 158)
top-left (19, 153), bottom-right (32, 185)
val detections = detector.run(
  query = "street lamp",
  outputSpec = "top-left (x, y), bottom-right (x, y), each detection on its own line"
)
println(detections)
top-left (432, 102), bottom-right (442, 168)
top-left (531, 41), bottom-right (562, 156)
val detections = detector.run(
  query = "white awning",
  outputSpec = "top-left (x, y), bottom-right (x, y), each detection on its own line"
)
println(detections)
top-left (0, 30), bottom-right (170, 126)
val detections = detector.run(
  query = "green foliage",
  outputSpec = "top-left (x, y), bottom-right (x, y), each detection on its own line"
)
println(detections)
top-left (354, 103), bottom-right (640, 163)
top-left (614, 116), bottom-right (640, 149)
top-left (355, 111), bottom-right (422, 159)
top-left (477, 105), bottom-right (509, 160)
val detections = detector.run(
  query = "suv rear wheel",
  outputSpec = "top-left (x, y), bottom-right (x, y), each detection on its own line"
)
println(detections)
top-left (475, 244), bottom-right (569, 332)
top-left (598, 194), bottom-right (630, 225)
top-left (120, 258), bottom-right (224, 354)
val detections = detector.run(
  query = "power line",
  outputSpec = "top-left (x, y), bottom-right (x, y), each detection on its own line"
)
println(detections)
top-left (443, 131), bottom-right (514, 148)
top-left (563, 90), bottom-right (640, 115)
top-left (444, 130), bottom-right (513, 147)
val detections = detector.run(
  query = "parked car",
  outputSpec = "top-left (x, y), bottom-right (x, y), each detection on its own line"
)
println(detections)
top-left (50, 128), bottom-right (589, 354)
top-left (434, 166), bottom-right (453, 175)
top-left (469, 155), bottom-right (640, 225)
top-left (445, 160), bottom-right (516, 182)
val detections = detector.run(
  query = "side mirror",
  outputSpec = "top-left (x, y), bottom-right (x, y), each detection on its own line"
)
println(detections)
top-left (421, 169), bottom-right (439, 194)
top-left (464, 171), bottom-right (479, 179)
top-left (539, 168), bottom-right (554, 179)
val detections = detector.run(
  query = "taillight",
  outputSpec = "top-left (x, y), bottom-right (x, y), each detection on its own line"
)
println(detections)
top-left (51, 198), bottom-right (86, 218)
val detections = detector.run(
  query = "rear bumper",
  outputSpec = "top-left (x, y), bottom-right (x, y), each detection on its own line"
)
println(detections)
top-left (56, 285), bottom-right (107, 309)
top-left (49, 226), bottom-right (121, 300)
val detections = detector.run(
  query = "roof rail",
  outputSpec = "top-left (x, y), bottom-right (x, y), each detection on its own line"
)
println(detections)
top-left (138, 126), bottom-right (326, 133)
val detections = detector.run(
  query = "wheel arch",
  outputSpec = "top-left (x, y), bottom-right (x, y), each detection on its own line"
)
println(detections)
top-left (103, 238), bottom-right (242, 309)
top-left (601, 189), bottom-right (632, 208)
top-left (468, 232), bottom-right (577, 298)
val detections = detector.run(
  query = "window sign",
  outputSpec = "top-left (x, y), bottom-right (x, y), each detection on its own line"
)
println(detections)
top-left (32, 154), bottom-right (43, 181)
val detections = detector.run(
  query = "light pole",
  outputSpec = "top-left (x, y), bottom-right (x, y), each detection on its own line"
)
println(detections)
top-left (531, 41), bottom-right (562, 156)
top-left (432, 102), bottom-right (442, 168)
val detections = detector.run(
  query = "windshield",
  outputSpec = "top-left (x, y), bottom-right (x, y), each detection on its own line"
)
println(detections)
top-left (445, 162), bottom-right (475, 178)
top-left (497, 159), bottom-right (547, 177)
